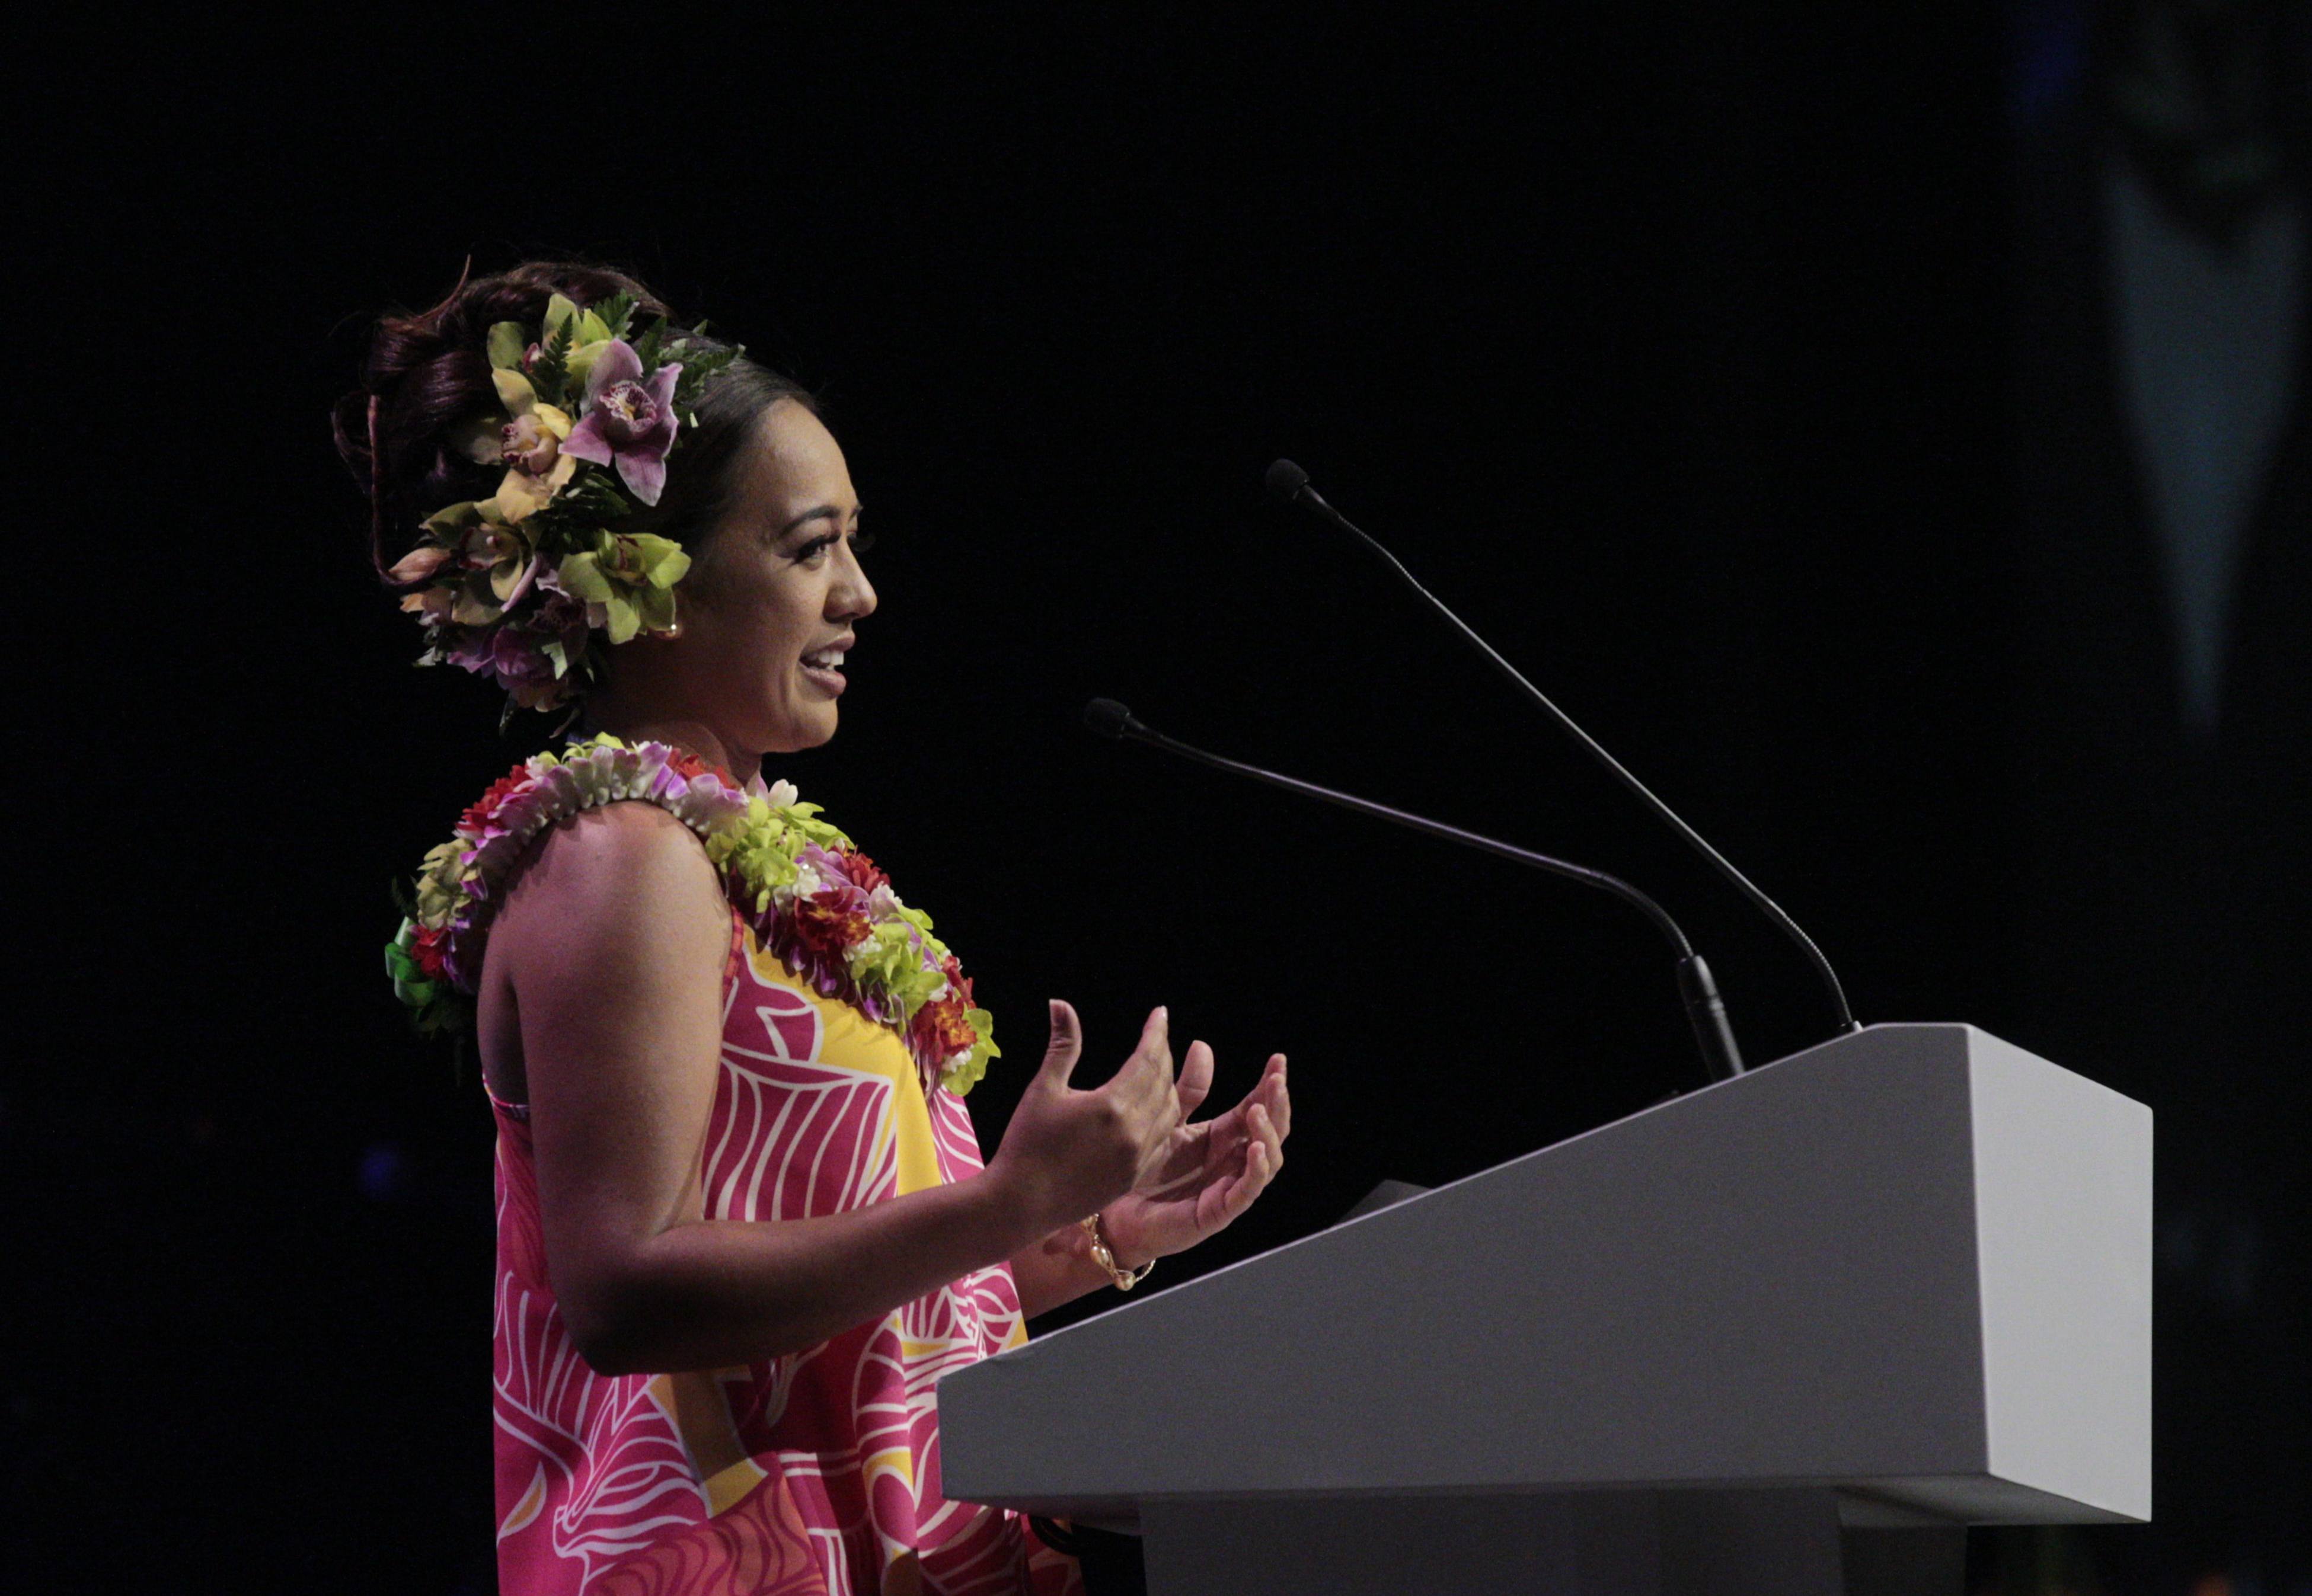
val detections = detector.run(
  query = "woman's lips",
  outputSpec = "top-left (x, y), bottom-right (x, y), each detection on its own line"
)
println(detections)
top-left (800, 644), bottom-right (849, 697)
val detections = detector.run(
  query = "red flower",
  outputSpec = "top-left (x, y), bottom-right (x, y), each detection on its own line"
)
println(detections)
top-left (828, 848), bottom-right (890, 894)
top-left (789, 887), bottom-right (872, 957)
top-left (909, 959), bottom-right (978, 1060)
top-left (911, 991), bottom-right (979, 1062)
top-left (458, 767), bottom-right (535, 839)
top-left (410, 923), bottom-right (451, 981)
top-left (667, 749), bottom-right (717, 782)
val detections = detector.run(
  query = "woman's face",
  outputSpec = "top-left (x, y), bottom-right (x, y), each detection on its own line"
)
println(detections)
top-left (676, 399), bottom-right (876, 754)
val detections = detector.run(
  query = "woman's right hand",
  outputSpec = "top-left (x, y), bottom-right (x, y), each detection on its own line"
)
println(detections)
top-left (985, 1001), bottom-right (1181, 1237)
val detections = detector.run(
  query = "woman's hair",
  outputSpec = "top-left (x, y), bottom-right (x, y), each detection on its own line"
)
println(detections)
top-left (331, 260), bottom-right (815, 584)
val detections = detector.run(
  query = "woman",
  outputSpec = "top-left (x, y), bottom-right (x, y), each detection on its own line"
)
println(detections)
top-left (339, 261), bottom-right (1291, 1596)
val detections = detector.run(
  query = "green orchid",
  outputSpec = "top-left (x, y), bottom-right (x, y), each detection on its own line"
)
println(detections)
top-left (537, 296), bottom-right (620, 388)
top-left (710, 823), bottom-right (805, 910)
top-left (483, 296), bottom-right (619, 412)
top-left (852, 922), bottom-right (944, 1016)
top-left (423, 499), bottom-right (481, 536)
top-left (555, 532), bottom-right (691, 644)
top-left (940, 1010), bottom-right (1001, 1095)
top-left (487, 321), bottom-right (528, 372)
top-left (464, 522), bottom-right (543, 606)
top-left (490, 296), bottom-right (618, 376)
top-left (449, 583), bottom-right (503, 628)
top-left (414, 502), bottom-right (527, 621)
top-left (782, 801), bottom-right (852, 852)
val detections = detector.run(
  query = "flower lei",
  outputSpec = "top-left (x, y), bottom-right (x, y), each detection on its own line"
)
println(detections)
top-left (386, 735), bottom-right (1000, 1095)
top-left (385, 292), bottom-right (745, 719)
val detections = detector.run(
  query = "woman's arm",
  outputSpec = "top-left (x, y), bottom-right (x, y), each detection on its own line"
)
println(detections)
top-left (1008, 1223), bottom-right (1122, 1319)
top-left (490, 802), bottom-right (1178, 1374)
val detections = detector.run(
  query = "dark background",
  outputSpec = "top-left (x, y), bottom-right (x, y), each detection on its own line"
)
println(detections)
top-left (17, 7), bottom-right (2307, 1592)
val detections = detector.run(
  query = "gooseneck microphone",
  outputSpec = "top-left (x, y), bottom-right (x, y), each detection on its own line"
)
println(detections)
top-left (1085, 699), bottom-right (1744, 1084)
top-left (1263, 460), bottom-right (1858, 1041)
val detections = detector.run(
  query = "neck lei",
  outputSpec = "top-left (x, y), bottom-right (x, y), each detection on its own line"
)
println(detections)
top-left (387, 734), bottom-right (998, 1095)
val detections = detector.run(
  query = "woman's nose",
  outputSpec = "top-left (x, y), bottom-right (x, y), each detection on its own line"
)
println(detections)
top-left (833, 549), bottom-right (877, 620)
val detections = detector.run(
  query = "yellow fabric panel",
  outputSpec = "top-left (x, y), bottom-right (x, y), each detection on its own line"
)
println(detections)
top-left (863, 1445), bottom-right (917, 1489)
top-left (702, 1457), bottom-right (772, 1518)
top-left (654, 1368), bottom-right (772, 1516)
top-left (743, 935), bottom-right (944, 1196)
top-left (498, 1461), bottom-right (547, 1540)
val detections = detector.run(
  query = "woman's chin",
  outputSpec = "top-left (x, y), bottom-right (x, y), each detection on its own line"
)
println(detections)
top-left (762, 705), bottom-right (839, 753)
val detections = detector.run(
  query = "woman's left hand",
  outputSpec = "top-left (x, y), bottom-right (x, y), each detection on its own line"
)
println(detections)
top-left (1097, 1042), bottom-right (1289, 1266)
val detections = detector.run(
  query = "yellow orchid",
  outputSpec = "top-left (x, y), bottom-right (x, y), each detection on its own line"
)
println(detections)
top-left (413, 841), bottom-right (470, 930)
top-left (400, 584), bottom-right (457, 625)
top-left (493, 362), bottom-right (574, 446)
top-left (489, 367), bottom-right (573, 434)
top-left (438, 373), bottom-right (579, 526)
top-left (483, 456), bottom-right (576, 524)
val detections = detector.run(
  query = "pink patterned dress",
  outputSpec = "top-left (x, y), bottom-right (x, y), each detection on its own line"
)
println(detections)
top-left (489, 909), bottom-right (1081, 1596)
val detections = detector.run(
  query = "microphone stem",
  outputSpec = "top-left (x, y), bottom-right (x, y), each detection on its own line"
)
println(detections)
top-left (1131, 725), bottom-right (1692, 954)
top-left (1309, 497), bottom-right (1860, 1038)
top-left (1125, 722), bottom-right (1744, 1082)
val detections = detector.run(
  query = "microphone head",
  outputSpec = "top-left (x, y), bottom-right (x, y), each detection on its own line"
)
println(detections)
top-left (1083, 698), bottom-right (1137, 739)
top-left (1263, 458), bottom-right (1311, 504)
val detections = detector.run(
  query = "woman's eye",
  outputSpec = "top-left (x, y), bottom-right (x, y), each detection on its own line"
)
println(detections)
top-left (791, 529), bottom-right (870, 564)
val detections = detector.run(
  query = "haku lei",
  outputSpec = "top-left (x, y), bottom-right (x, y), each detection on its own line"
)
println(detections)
top-left (385, 290), bottom-right (745, 719)
top-left (386, 735), bottom-right (999, 1095)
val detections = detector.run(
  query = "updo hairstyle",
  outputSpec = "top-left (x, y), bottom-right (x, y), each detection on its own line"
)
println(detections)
top-left (332, 260), bottom-right (816, 587)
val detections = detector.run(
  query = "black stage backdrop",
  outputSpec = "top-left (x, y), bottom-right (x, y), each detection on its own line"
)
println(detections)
top-left (16, 9), bottom-right (2307, 1593)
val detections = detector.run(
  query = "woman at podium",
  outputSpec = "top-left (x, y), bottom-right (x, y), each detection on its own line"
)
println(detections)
top-left (340, 260), bottom-right (1291, 1595)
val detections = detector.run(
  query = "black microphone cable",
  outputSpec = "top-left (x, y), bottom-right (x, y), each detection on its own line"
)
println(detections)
top-left (1263, 460), bottom-right (1859, 1042)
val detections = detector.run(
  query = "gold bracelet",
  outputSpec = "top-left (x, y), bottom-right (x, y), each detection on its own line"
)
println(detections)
top-left (1080, 1213), bottom-right (1155, 1291)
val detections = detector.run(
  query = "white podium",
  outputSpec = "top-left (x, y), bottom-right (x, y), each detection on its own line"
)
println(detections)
top-left (940, 1024), bottom-right (2151, 1595)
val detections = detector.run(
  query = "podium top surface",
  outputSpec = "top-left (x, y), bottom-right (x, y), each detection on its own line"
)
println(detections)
top-left (939, 1024), bottom-right (2151, 1527)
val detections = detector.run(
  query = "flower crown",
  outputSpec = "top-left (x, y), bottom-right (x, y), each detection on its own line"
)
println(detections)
top-left (384, 292), bottom-right (744, 720)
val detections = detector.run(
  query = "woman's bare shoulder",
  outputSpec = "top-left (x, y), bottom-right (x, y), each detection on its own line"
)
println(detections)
top-left (496, 799), bottom-right (727, 945)
top-left (478, 801), bottom-right (729, 1105)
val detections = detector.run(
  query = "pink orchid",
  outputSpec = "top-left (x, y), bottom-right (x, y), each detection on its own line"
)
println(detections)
top-left (561, 340), bottom-right (682, 506)
top-left (448, 625), bottom-right (564, 709)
